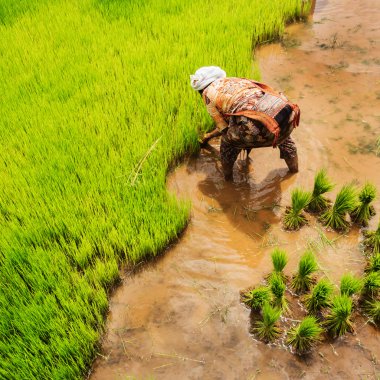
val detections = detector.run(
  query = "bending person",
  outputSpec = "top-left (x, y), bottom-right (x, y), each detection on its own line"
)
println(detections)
top-left (190, 66), bottom-right (300, 181)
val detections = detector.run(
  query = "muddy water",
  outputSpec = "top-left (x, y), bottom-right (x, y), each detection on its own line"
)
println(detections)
top-left (91, 0), bottom-right (380, 379)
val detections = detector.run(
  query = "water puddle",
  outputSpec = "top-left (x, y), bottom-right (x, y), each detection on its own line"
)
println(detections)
top-left (91, 0), bottom-right (380, 378)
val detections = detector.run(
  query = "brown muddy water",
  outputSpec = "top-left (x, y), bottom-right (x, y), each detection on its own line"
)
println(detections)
top-left (91, 0), bottom-right (380, 379)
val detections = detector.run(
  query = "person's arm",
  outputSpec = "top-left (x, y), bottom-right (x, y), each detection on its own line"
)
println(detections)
top-left (200, 127), bottom-right (222, 145)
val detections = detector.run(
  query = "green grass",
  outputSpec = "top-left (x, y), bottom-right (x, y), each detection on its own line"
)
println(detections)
top-left (283, 188), bottom-right (311, 230)
top-left (253, 303), bottom-right (282, 342)
top-left (291, 250), bottom-right (318, 293)
top-left (362, 272), bottom-right (380, 298)
top-left (242, 286), bottom-right (272, 310)
top-left (286, 316), bottom-right (323, 354)
top-left (350, 182), bottom-right (377, 226)
top-left (0, 0), bottom-right (311, 378)
top-left (325, 295), bottom-right (354, 337)
top-left (320, 184), bottom-right (357, 231)
top-left (304, 278), bottom-right (334, 315)
top-left (307, 169), bottom-right (334, 213)
top-left (340, 273), bottom-right (363, 297)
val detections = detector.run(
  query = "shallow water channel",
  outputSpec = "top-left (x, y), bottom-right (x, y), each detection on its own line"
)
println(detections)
top-left (91, 0), bottom-right (380, 378)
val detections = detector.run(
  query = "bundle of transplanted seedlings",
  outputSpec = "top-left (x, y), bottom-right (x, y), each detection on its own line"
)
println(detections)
top-left (306, 169), bottom-right (334, 213)
top-left (350, 182), bottom-right (376, 226)
top-left (303, 278), bottom-right (334, 315)
top-left (283, 188), bottom-right (311, 230)
top-left (269, 273), bottom-right (289, 312)
top-left (291, 250), bottom-right (318, 293)
top-left (252, 303), bottom-right (282, 342)
top-left (286, 316), bottom-right (323, 354)
top-left (320, 183), bottom-right (357, 231)
top-left (362, 219), bottom-right (380, 254)
top-left (365, 252), bottom-right (380, 273)
top-left (340, 273), bottom-right (362, 297)
top-left (324, 295), bottom-right (354, 337)
top-left (268, 247), bottom-right (288, 281)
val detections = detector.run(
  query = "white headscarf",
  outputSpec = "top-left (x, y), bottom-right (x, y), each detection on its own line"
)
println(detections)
top-left (190, 66), bottom-right (226, 91)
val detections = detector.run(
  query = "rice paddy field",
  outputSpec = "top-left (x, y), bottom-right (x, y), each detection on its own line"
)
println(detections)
top-left (0, 0), bottom-right (310, 378)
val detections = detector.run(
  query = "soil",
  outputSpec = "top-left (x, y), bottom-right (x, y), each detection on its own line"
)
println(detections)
top-left (90, 0), bottom-right (380, 378)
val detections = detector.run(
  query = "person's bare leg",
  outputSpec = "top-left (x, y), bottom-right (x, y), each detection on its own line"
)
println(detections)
top-left (220, 137), bottom-right (241, 181)
top-left (278, 136), bottom-right (298, 173)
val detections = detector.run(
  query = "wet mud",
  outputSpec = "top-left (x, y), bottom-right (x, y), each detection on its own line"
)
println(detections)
top-left (91, 0), bottom-right (380, 378)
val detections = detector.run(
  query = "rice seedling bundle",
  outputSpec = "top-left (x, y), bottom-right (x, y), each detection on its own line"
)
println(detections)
top-left (0, 0), bottom-right (311, 377)
top-left (283, 188), bottom-right (311, 230)
top-left (340, 273), bottom-right (363, 297)
top-left (269, 272), bottom-right (289, 312)
top-left (320, 184), bottom-right (358, 231)
top-left (286, 316), bottom-right (323, 354)
top-left (364, 300), bottom-right (380, 325)
top-left (269, 247), bottom-right (288, 280)
top-left (350, 182), bottom-right (377, 226)
top-left (363, 220), bottom-right (380, 254)
top-left (253, 303), bottom-right (282, 342)
top-left (243, 286), bottom-right (272, 310)
top-left (304, 278), bottom-right (333, 314)
top-left (365, 253), bottom-right (380, 273)
top-left (291, 250), bottom-right (318, 293)
top-left (307, 169), bottom-right (334, 213)
top-left (325, 295), bottom-right (354, 337)
top-left (362, 272), bottom-right (380, 298)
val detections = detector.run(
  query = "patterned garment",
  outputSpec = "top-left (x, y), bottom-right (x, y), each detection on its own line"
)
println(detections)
top-left (202, 77), bottom-right (290, 132)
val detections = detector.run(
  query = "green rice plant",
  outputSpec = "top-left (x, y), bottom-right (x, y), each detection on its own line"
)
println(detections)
top-left (363, 220), bottom-right (380, 254)
top-left (364, 300), bottom-right (380, 325)
top-left (304, 278), bottom-right (334, 314)
top-left (365, 252), bottom-right (380, 273)
top-left (350, 182), bottom-right (377, 226)
top-left (283, 188), bottom-right (311, 230)
top-left (340, 273), bottom-right (363, 297)
top-left (361, 272), bottom-right (380, 298)
top-left (320, 184), bottom-right (357, 231)
top-left (253, 303), bottom-right (282, 342)
top-left (269, 273), bottom-right (289, 312)
top-left (269, 247), bottom-right (288, 280)
top-left (0, 0), bottom-right (313, 377)
top-left (307, 169), bottom-right (334, 213)
top-left (291, 250), bottom-right (318, 293)
top-left (286, 316), bottom-right (323, 354)
top-left (243, 286), bottom-right (272, 310)
top-left (325, 295), bottom-right (354, 337)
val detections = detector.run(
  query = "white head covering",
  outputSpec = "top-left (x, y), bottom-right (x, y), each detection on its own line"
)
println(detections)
top-left (190, 66), bottom-right (226, 91)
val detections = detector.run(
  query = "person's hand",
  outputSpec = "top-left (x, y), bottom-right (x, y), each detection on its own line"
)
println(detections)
top-left (199, 133), bottom-right (211, 147)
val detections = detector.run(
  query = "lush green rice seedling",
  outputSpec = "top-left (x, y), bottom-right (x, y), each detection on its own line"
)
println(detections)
top-left (365, 252), bottom-right (380, 273)
top-left (269, 247), bottom-right (288, 280)
top-left (0, 0), bottom-right (313, 377)
top-left (243, 286), bottom-right (272, 310)
top-left (286, 316), bottom-right (323, 354)
top-left (363, 220), bottom-right (380, 254)
top-left (253, 303), bottom-right (282, 342)
top-left (291, 250), bottom-right (318, 293)
top-left (340, 273), bottom-right (363, 297)
top-left (307, 169), bottom-right (334, 213)
top-left (362, 272), bottom-right (380, 298)
top-left (283, 188), bottom-right (311, 230)
top-left (269, 273), bottom-right (289, 312)
top-left (364, 300), bottom-right (380, 325)
top-left (325, 295), bottom-right (354, 337)
top-left (320, 184), bottom-right (357, 231)
top-left (304, 278), bottom-right (334, 314)
top-left (350, 182), bottom-right (377, 226)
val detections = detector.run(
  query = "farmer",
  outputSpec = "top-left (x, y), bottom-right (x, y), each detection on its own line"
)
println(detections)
top-left (190, 66), bottom-right (300, 181)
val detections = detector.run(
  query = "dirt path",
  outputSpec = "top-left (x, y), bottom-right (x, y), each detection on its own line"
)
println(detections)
top-left (91, 0), bottom-right (380, 378)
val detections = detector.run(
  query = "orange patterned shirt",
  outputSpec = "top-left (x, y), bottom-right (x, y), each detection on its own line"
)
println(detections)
top-left (202, 77), bottom-right (289, 131)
